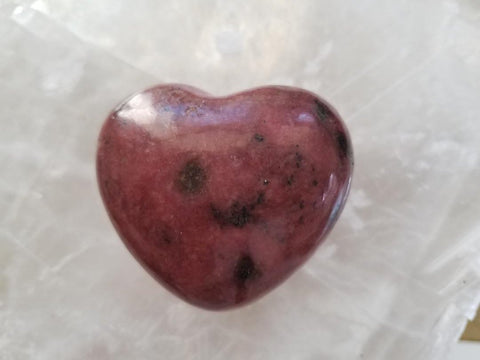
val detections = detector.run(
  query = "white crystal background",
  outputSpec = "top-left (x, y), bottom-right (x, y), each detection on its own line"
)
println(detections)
top-left (1, 0), bottom-right (480, 359)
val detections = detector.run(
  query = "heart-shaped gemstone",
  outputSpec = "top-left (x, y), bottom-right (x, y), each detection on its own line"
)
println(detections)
top-left (97, 85), bottom-right (353, 310)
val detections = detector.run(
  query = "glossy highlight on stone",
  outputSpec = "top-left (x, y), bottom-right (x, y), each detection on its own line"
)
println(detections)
top-left (96, 84), bottom-right (353, 310)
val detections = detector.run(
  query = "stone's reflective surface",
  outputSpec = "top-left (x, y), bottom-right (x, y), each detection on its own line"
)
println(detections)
top-left (96, 85), bottom-right (353, 310)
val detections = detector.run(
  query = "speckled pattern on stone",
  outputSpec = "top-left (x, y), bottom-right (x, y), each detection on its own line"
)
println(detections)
top-left (97, 85), bottom-right (353, 309)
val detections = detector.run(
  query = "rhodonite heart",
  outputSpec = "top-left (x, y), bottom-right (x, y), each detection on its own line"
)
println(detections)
top-left (97, 85), bottom-right (353, 310)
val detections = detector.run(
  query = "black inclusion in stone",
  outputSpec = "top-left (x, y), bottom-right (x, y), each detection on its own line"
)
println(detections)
top-left (299, 200), bottom-right (305, 209)
top-left (228, 203), bottom-right (252, 228)
top-left (336, 132), bottom-right (349, 159)
top-left (152, 224), bottom-right (176, 247)
top-left (314, 99), bottom-right (330, 122)
top-left (287, 174), bottom-right (295, 186)
top-left (254, 133), bottom-right (265, 142)
top-left (177, 159), bottom-right (207, 194)
top-left (234, 254), bottom-right (259, 285)
top-left (295, 152), bottom-right (303, 168)
top-left (211, 191), bottom-right (269, 228)
top-left (161, 229), bottom-right (172, 244)
top-left (211, 202), bottom-right (253, 228)
top-left (256, 191), bottom-right (265, 205)
top-left (210, 205), bottom-right (224, 223)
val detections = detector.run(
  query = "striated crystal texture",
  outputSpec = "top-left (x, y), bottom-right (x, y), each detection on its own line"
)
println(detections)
top-left (96, 85), bottom-right (353, 309)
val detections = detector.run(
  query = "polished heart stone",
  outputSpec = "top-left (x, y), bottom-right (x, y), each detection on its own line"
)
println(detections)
top-left (96, 85), bottom-right (353, 310)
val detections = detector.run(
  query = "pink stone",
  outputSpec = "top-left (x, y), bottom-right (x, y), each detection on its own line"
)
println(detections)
top-left (96, 85), bottom-right (353, 310)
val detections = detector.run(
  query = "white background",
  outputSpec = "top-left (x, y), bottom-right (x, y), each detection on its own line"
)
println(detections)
top-left (450, 342), bottom-right (480, 360)
top-left (1, 0), bottom-right (480, 359)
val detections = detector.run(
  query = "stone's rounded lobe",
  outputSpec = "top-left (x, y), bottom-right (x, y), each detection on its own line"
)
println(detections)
top-left (96, 84), bottom-right (353, 310)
